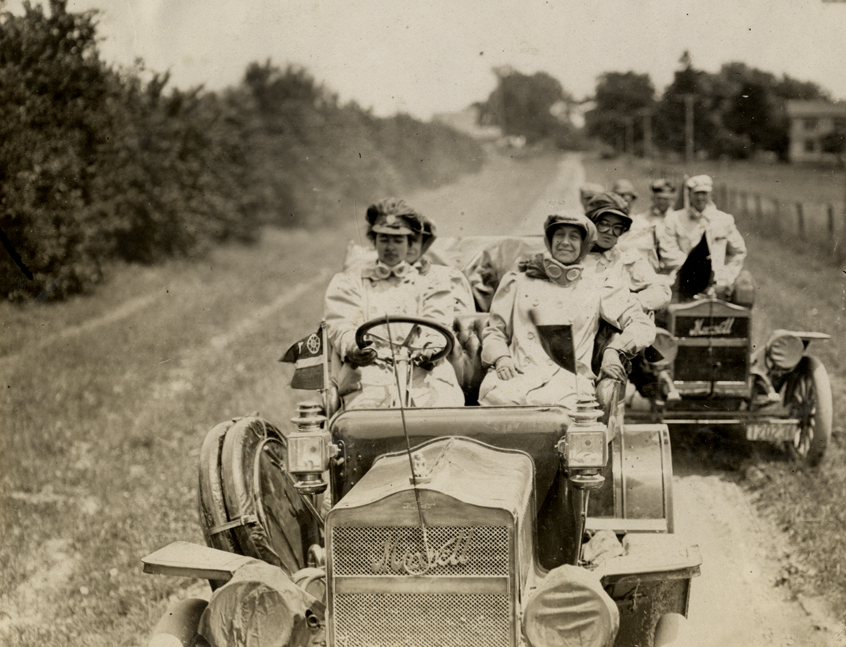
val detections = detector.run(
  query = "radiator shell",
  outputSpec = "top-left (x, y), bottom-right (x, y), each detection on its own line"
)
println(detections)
top-left (325, 437), bottom-right (535, 647)
top-left (668, 299), bottom-right (751, 393)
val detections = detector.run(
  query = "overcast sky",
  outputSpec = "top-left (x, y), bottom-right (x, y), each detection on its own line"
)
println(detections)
top-left (5, 0), bottom-right (846, 119)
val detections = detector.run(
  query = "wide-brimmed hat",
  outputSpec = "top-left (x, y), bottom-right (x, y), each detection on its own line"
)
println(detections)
top-left (366, 198), bottom-right (424, 235)
top-left (686, 175), bottom-right (713, 193)
top-left (585, 192), bottom-right (633, 229)
top-left (542, 211), bottom-right (597, 263)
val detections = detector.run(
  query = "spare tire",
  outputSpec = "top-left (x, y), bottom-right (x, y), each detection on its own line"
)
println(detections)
top-left (198, 417), bottom-right (321, 577)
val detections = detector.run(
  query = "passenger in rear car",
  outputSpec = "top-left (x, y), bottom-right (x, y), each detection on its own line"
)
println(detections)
top-left (657, 175), bottom-right (751, 304)
top-left (583, 192), bottom-right (676, 404)
top-left (478, 212), bottom-right (655, 410)
top-left (323, 198), bottom-right (465, 409)
top-left (583, 192), bottom-right (671, 313)
top-left (622, 178), bottom-right (677, 272)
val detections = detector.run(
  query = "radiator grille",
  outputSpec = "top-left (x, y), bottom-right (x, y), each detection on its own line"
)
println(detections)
top-left (332, 526), bottom-right (508, 576)
top-left (333, 592), bottom-right (510, 647)
top-left (675, 345), bottom-right (747, 383)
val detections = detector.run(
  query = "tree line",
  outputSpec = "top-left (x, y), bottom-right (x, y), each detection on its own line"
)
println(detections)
top-left (0, 1), bottom-right (483, 301)
top-left (587, 52), bottom-right (833, 161)
top-left (475, 52), bottom-right (837, 161)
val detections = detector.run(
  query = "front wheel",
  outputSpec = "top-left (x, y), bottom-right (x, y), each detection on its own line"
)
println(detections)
top-left (783, 356), bottom-right (832, 467)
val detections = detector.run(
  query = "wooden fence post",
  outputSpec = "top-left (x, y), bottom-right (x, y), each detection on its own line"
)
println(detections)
top-left (796, 202), bottom-right (805, 241)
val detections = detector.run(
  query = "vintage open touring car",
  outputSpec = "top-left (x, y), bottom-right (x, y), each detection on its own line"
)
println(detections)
top-left (142, 235), bottom-right (712, 647)
top-left (625, 293), bottom-right (832, 467)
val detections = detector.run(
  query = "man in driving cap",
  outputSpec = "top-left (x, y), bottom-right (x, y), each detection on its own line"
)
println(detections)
top-left (621, 179), bottom-right (677, 272)
top-left (657, 175), bottom-right (749, 302)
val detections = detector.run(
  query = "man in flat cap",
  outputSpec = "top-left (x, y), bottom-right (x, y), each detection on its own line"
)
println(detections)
top-left (579, 182), bottom-right (606, 211)
top-left (621, 179), bottom-right (677, 272)
top-left (657, 175), bottom-right (749, 302)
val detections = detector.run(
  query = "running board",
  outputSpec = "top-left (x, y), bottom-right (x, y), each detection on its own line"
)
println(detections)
top-left (626, 413), bottom-right (800, 426)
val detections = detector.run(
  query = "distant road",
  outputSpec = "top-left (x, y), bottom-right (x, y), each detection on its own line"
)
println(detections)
top-left (408, 152), bottom-right (584, 237)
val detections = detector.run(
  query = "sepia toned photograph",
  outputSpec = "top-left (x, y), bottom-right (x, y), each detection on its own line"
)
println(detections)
top-left (1, 1), bottom-right (844, 645)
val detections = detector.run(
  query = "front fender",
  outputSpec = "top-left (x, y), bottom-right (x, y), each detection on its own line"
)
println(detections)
top-left (148, 597), bottom-right (207, 647)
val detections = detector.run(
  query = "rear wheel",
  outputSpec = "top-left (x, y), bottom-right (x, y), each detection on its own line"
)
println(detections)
top-left (784, 356), bottom-right (832, 467)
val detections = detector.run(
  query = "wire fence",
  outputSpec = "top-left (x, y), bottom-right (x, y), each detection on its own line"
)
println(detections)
top-left (716, 184), bottom-right (845, 264)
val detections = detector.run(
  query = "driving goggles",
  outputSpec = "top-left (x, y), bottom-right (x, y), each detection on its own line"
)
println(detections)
top-left (595, 220), bottom-right (630, 236)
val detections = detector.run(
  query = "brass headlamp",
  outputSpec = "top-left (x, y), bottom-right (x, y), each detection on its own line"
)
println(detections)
top-left (558, 395), bottom-right (609, 472)
top-left (288, 402), bottom-right (337, 495)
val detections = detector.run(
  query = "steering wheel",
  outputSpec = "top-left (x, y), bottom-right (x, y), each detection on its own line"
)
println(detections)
top-left (354, 315), bottom-right (454, 364)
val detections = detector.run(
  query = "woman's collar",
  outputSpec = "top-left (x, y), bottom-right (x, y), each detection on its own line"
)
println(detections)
top-left (411, 257), bottom-right (431, 274)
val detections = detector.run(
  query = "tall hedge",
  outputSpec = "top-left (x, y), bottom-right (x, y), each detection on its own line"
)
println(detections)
top-left (0, 1), bottom-right (484, 302)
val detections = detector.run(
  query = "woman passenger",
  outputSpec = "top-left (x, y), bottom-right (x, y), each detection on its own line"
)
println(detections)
top-left (405, 214), bottom-right (476, 317)
top-left (583, 192), bottom-right (671, 312)
top-left (478, 212), bottom-right (655, 409)
top-left (323, 198), bottom-right (464, 410)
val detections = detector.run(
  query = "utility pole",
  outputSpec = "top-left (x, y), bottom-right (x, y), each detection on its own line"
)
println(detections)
top-left (681, 94), bottom-right (696, 164)
top-left (636, 108), bottom-right (653, 159)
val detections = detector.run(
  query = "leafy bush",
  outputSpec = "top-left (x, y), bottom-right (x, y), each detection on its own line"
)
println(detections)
top-left (0, 2), bottom-right (484, 301)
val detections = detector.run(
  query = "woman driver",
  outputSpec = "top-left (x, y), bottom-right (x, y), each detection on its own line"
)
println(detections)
top-left (323, 198), bottom-right (464, 410)
top-left (478, 211), bottom-right (655, 409)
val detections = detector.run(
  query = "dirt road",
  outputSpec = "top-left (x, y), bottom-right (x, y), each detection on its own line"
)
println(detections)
top-left (1, 152), bottom-right (841, 646)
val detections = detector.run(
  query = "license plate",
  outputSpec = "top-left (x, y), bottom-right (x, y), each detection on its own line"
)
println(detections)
top-left (746, 423), bottom-right (798, 442)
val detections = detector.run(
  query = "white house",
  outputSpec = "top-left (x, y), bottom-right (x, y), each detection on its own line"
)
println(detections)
top-left (785, 100), bottom-right (846, 163)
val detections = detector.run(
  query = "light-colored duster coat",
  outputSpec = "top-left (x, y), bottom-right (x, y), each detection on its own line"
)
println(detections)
top-left (323, 261), bottom-right (464, 409)
top-left (478, 258), bottom-right (655, 409)
top-left (657, 203), bottom-right (747, 290)
top-left (582, 246), bottom-right (672, 313)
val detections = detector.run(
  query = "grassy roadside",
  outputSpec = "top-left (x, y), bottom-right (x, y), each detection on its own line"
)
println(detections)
top-left (585, 154), bottom-right (846, 618)
top-left (0, 151), bottom-right (561, 646)
top-left (0, 226), bottom-right (345, 645)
